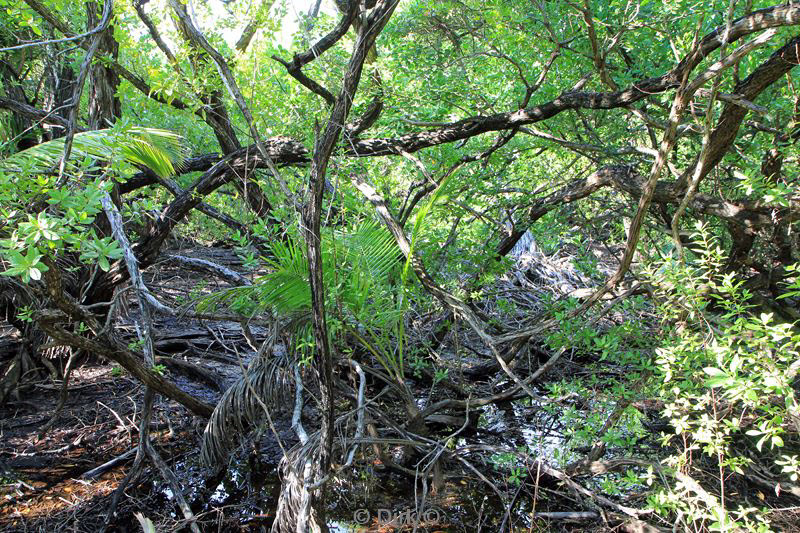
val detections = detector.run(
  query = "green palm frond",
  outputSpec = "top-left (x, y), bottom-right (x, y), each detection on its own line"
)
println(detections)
top-left (0, 127), bottom-right (187, 178)
top-left (197, 221), bottom-right (401, 320)
top-left (340, 221), bottom-right (401, 280)
top-left (196, 239), bottom-right (311, 317)
top-left (259, 239), bottom-right (312, 314)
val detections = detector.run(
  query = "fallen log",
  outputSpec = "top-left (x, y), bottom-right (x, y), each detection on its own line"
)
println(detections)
top-left (534, 511), bottom-right (599, 521)
top-left (82, 448), bottom-right (137, 479)
top-left (36, 309), bottom-right (215, 418)
top-left (164, 254), bottom-right (251, 286)
top-left (155, 355), bottom-right (225, 391)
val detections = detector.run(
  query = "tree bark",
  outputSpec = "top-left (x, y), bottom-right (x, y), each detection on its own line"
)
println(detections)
top-left (86, 0), bottom-right (121, 129)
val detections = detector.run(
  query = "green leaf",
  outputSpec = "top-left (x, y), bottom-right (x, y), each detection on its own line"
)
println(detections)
top-left (0, 127), bottom-right (186, 178)
top-left (705, 376), bottom-right (732, 388)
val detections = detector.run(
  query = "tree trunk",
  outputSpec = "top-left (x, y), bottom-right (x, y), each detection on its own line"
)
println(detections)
top-left (86, 0), bottom-right (121, 129)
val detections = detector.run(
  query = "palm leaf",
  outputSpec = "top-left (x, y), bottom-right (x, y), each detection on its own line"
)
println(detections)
top-left (197, 222), bottom-right (401, 320)
top-left (198, 223), bottom-right (405, 467)
top-left (339, 221), bottom-right (401, 280)
top-left (201, 340), bottom-right (294, 467)
top-left (0, 127), bottom-right (187, 178)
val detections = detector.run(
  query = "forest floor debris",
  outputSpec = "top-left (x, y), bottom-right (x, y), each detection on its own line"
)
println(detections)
top-left (0, 244), bottom-right (797, 532)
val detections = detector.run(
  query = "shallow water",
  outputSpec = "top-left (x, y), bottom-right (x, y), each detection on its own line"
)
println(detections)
top-left (151, 393), bottom-right (606, 531)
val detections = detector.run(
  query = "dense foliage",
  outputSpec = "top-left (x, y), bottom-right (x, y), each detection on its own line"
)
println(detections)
top-left (2, 0), bottom-right (800, 531)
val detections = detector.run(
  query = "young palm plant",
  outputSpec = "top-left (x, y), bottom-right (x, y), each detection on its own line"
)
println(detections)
top-left (196, 221), bottom-right (419, 466)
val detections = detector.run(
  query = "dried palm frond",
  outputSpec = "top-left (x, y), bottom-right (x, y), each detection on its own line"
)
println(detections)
top-left (510, 230), bottom-right (592, 294)
top-left (200, 337), bottom-right (294, 467)
top-left (272, 449), bottom-right (319, 533)
top-left (272, 365), bottom-right (376, 532)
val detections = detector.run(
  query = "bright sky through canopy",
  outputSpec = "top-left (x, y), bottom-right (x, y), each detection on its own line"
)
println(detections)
top-left (207, 0), bottom-right (335, 48)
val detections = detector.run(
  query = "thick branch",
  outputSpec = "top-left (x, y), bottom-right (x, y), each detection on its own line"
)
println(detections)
top-left (494, 168), bottom-right (617, 257)
top-left (343, 5), bottom-right (800, 157)
top-left (290, 1), bottom-right (359, 69)
top-left (36, 266), bottom-right (214, 417)
top-left (0, 98), bottom-right (71, 130)
top-left (675, 34), bottom-right (800, 191)
top-left (133, 0), bottom-right (177, 63)
top-left (272, 1), bottom-right (359, 105)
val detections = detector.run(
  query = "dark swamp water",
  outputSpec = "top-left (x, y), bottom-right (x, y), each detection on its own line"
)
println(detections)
top-left (141, 388), bottom-right (652, 532)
